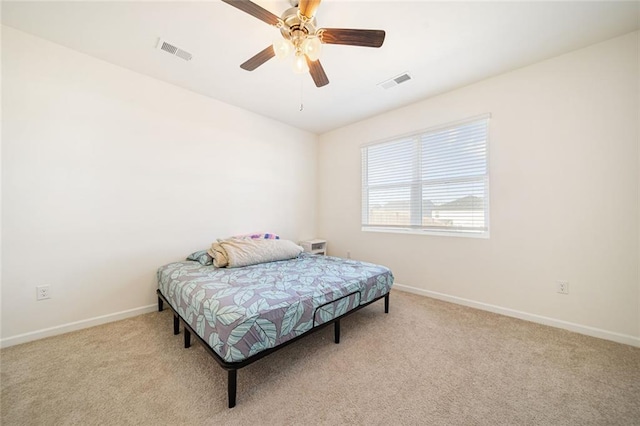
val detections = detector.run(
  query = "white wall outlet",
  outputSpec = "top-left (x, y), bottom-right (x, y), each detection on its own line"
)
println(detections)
top-left (36, 285), bottom-right (51, 300)
top-left (556, 280), bottom-right (569, 294)
top-left (347, 251), bottom-right (351, 259)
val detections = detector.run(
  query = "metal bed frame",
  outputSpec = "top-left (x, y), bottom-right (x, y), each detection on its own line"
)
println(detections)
top-left (157, 289), bottom-right (390, 408)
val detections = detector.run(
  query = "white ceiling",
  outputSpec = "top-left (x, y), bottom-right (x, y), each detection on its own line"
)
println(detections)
top-left (3, 1), bottom-right (638, 134)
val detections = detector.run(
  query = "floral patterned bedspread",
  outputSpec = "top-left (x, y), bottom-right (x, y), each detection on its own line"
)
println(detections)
top-left (157, 253), bottom-right (394, 363)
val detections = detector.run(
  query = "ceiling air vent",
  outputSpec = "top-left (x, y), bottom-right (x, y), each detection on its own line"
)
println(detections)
top-left (378, 72), bottom-right (412, 89)
top-left (156, 38), bottom-right (192, 61)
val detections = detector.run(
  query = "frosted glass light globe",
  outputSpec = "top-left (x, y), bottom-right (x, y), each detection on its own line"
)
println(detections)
top-left (292, 53), bottom-right (309, 74)
top-left (303, 37), bottom-right (322, 62)
top-left (273, 38), bottom-right (293, 59)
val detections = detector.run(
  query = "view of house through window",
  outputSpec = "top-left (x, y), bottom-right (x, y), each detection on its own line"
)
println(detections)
top-left (361, 115), bottom-right (490, 236)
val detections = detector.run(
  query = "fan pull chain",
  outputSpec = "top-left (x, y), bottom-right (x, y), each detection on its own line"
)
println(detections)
top-left (299, 77), bottom-right (304, 112)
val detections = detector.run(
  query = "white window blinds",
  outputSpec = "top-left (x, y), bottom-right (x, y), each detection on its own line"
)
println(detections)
top-left (362, 115), bottom-right (490, 236)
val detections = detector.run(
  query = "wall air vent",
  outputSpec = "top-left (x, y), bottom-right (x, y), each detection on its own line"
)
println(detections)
top-left (378, 72), bottom-right (412, 89)
top-left (156, 38), bottom-right (192, 61)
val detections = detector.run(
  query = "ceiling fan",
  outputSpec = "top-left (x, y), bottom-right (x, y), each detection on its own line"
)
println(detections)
top-left (221, 0), bottom-right (386, 88)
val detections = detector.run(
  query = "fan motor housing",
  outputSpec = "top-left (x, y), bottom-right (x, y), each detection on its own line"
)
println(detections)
top-left (279, 7), bottom-right (318, 40)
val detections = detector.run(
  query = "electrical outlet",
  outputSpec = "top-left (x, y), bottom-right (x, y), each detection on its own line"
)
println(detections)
top-left (36, 285), bottom-right (51, 300)
top-left (347, 251), bottom-right (351, 259)
top-left (556, 280), bottom-right (569, 295)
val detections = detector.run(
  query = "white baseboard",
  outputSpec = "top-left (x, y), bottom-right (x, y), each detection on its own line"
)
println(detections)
top-left (0, 304), bottom-right (158, 348)
top-left (3, 288), bottom-right (638, 349)
top-left (393, 283), bottom-right (640, 348)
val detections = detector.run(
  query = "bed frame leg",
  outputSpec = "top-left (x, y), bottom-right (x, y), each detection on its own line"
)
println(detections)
top-left (228, 369), bottom-right (237, 408)
top-left (184, 328), bottom-right (191, 348)
top-left (385, 293), bottom-right (389, 313)
top-left (334, 320), bottom-right (340, 344)
top-left (173, 315), bottom-right (180, 335)
top-left (158, 297), bottom-right (164, 312)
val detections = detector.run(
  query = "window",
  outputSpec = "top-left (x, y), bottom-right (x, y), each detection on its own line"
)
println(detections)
top-left (361, 115), bottom-right (490, 237)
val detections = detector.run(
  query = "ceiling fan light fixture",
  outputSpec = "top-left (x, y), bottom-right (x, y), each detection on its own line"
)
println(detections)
top-left (222, 0), bottom-right (386, 88)
top-left (292, 52), bottom-right (309, 74)
top-left (302, 36), bottom-right (322, 61)
top-left (273, 38), bottom-right (294, 59)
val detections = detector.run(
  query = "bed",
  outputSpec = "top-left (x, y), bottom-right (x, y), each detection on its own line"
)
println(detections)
top-left (156, 250), bottom-right (394, 408)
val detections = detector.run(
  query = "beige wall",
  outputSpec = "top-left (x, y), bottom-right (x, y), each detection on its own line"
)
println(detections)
top-left (3, 26), bottom-right (638, 348)
top-left (318, 32), bottom-right (640, 345)
top-left (1, 27), bottom-right (318, 344)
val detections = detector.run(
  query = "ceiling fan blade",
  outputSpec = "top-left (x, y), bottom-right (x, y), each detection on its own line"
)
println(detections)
top-left (221, 0), bottom-right (280, 26)
top-left (298, 0), bottom-right (322, 19)
top-left (306, 56), bottom-right (329, 88)
top-left (240, 45), bottom-right (275, 71)
top-left (320, 28), bottom-right (386, 48)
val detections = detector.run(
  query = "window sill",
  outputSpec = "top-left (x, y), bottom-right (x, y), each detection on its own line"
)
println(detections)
top-left (361, 227), bottom-right (490, 239)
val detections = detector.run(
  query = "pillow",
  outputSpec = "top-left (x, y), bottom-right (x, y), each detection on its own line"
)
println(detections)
top-left (186, 250), bottom-right (213, 266)
top-left (229, 232), bottom-right (280, 240)
top-left (208, 238), bottom-right (302, 268)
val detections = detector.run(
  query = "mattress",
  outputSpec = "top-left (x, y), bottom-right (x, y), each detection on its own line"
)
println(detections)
top-left (157, 253), bottom-right (394, 363)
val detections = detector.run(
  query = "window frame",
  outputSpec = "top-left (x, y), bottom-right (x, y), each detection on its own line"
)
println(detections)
top-left (361, 114), bottom-right (491, 239)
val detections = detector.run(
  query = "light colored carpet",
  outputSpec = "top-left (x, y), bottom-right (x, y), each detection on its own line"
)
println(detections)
top-left (1, 290), bottom-right (639, 425)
